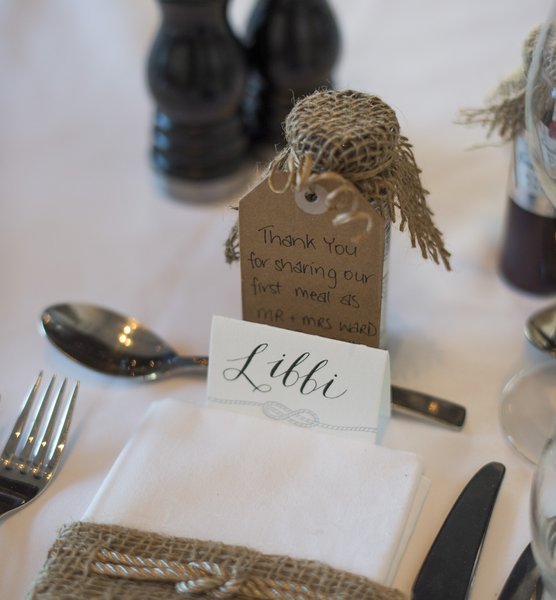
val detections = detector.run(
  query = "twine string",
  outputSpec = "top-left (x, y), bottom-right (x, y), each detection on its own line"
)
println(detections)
top-left (91, 547), bottom-right (328, 599)
top-left (268, 150), bottom-right (375, 243)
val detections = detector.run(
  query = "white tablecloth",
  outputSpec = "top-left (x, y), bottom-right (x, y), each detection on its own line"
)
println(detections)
top-left (0, 1), bottom-right (550, 597)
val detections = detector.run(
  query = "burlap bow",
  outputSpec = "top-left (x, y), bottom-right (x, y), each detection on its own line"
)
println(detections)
top-left (226, 89), bottom-right (450, 270)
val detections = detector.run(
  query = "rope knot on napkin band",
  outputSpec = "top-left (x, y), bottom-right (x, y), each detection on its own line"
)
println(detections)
top-left (91, 547), bottom-right (320, 599)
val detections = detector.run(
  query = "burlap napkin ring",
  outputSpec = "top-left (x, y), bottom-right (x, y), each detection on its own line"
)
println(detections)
top-left (29, 522), bottom-right (408, 600)
top-left (226, 89), bottom-right (450, 271)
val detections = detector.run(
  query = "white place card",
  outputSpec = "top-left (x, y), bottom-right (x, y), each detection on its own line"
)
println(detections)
top-left (207, 315), bottom-right (391, 443)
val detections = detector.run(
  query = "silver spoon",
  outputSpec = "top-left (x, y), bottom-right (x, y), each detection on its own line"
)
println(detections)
top-left (40, 303), bottom-right (466, 429)
top-left (526, 303), bottom-right (556, 355)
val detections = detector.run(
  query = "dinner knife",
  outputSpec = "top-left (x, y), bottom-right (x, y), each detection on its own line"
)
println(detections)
top-left (498, 543), bottom-right (542, 600)
top-left (412, 461), bottom-right (505, 600)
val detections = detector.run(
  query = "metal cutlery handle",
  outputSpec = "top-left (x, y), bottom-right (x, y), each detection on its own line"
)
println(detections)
top-left (412, 462), bottom-right (505, 600)
top-left (497, 544), bottom-right (541, 600)
top-left (391, 385), bottom-right (466, 429)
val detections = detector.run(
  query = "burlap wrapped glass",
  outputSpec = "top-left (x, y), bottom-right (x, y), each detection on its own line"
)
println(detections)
top-left (228, 89), bottom-right (450, 271)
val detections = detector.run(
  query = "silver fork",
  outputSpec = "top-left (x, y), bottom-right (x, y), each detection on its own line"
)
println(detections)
top-left (0, 372), bottom-right (78, 519)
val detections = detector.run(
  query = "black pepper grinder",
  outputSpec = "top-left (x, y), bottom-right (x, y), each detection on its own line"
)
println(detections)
top-left (147, 0), bottom-right (250, 194)
top-left (243, 0), bottom-right (341, 150)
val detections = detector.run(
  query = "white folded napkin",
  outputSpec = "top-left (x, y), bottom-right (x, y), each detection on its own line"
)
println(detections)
top-left (84, 387), bottom-right (428, 585)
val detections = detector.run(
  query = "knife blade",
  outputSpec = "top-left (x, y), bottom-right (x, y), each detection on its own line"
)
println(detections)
top-left (412, 461), bottom-right (505, 600)
top-left (391, 385), bottom-right (466, 429)
top-left (498, 543), bottom-right (542, 600)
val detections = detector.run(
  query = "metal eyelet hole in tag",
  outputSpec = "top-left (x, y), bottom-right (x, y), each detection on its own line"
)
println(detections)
top-left (295, 185), bottom-right (328, 215)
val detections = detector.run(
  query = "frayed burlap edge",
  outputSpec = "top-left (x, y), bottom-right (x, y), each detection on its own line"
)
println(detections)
top-left (27, 521), bottom-right (408, 600)
top-left (458, 26), bottom-right (540, 140)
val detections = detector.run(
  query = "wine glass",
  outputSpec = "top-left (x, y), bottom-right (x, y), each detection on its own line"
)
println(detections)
top-left (531, 430), bottom-right (556, 598)
top-left (500, 5), bottom-right (556, 464)
top-left (527, 6), bottom-right (556, 200)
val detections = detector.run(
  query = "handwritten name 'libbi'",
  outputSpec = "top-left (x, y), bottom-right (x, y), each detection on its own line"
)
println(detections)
top-left (223, 343), bottom-right (347, 399)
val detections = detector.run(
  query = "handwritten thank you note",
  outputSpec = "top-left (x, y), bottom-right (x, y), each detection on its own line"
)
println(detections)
top-left (239, 173), bottom-right (387, 348)
top-left (207, 316), bottom-right (391, 443)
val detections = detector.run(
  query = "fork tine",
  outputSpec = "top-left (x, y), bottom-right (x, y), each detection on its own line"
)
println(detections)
top-left (0, 372), bottom-right (43, 466)
top-left (33, 378), bottom-right (67, 471)
top-left (18, 375), bottom-right (56, 467)
top-left (43, 380), bottom-right (78, 476)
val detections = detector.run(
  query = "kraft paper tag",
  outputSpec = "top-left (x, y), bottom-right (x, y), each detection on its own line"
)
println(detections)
top-left (239, 173), bottom-right (386, 348)
top-left (207, 315), bottom-right (391, 443)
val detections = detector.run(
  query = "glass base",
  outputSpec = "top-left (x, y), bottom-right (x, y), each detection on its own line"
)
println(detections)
top-left (500, 361), bottom-right (556, 464)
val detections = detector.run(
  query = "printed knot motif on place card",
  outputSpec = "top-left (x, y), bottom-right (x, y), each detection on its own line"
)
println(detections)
top-left (226, 89), bottom-right (450, 349)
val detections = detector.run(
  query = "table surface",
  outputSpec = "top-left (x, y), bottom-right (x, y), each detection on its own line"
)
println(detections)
top-left (0, 1), bottom-right (552, 598)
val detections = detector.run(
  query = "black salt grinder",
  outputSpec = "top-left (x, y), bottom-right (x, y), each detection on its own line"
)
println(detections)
top-left (147, 0), bottom-right (250, 194)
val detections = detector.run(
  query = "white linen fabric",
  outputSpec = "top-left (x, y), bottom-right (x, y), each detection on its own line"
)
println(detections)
top-left (84, 390), bottom-right (427, 585)
top-left (0, 1), bottom-right (549, 599)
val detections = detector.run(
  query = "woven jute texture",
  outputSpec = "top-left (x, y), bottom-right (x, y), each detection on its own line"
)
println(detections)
top-left (459, 25), bottom-right (555, 141)
top-left (226, 89), bottom-right (450, 270)
top-left (27, 521), bottom-right (408, 600)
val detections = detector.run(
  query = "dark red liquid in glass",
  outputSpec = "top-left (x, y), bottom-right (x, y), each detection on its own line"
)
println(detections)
top-left (500, 197), bottom-right (556, 294)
